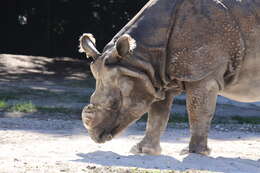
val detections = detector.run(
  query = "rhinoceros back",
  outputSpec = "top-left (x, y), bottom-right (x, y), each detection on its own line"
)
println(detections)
top-left (167, 0), bottom-right (255, 84)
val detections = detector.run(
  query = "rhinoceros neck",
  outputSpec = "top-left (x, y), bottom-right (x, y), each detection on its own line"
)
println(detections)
top-left (106, 0), bottom-right (183, 88)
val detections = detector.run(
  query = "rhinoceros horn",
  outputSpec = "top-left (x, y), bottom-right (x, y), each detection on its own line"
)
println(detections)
top-left (79, 33), bottom-right (101, 59)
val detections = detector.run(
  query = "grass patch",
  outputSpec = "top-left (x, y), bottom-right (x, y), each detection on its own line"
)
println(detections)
top-left (9, 101), bottom-right (37, 113)
top-left (0, 100), bottom-right (7, 109)
top-left (3, 101), bottom-right (81, 114)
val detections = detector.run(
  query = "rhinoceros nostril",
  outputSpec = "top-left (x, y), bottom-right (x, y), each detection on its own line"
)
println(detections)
top-left (82, 117), bottom-right (94, 129)
top-left (85, 116), bottom-right (93, 124)
top-left (82, 110), bottom-right (94, 127)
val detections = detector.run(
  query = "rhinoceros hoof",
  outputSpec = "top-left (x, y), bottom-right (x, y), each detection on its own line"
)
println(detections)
top-left (180, 146), bottom-right (211, 156)
top-left (130, 143), bottom-right (161, 155)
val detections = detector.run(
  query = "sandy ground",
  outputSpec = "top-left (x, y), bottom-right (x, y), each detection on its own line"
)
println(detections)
top-left (0, 117), bottom-right (259, 173)
top-left (0, 54), bottom-right (260, 172)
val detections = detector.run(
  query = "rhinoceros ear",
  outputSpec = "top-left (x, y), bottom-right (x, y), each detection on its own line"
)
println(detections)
top-left (116, 34), bottom-right (136, 57)
top-left (79, 33), bottom-right (101, 59)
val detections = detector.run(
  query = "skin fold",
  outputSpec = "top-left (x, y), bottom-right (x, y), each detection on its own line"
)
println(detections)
top-left (80, 0), bottom-right (260, 155)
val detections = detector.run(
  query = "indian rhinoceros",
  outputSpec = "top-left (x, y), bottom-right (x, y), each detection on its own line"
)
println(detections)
top-left (79, 0), bottom-right (260, 155)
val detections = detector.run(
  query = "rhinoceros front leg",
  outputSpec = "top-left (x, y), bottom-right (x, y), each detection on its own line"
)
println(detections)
top-left (182, 79), bottom-right (219, 155)
top-left (130, 91), bottom-right (175, 155)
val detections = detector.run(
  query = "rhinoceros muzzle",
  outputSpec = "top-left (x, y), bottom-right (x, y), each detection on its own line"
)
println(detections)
top-left (87, 123), bottom-right (121, 143)
top-left (81, 104), bottom-right (122, 143)
top-left (81, 104), bottom-right (98, 129)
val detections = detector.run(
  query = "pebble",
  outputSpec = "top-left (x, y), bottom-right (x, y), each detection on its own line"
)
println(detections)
top-left (86, 165), bottom-right (96, 169)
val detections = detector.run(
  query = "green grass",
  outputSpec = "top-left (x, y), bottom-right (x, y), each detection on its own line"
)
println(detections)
top-left (1, 86), bottom-right (259, 124)
top-left (9, 101), bottom-right (37, 113)
top-left (0, 100), bottom-right (7, 109)
top-left (2, 101), bottom-right (80, 114)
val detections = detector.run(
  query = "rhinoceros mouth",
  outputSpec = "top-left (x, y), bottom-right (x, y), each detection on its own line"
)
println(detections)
top-left (89, 124), bottom-right (121, 143)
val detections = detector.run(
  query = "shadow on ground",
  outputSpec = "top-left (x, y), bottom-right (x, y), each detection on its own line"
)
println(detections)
top-left (0, 54), bottom-right (91, 82)
top-left (0, 54), bottom-right (94, 123)
top-left (75, 151), bottom-right (260, 172)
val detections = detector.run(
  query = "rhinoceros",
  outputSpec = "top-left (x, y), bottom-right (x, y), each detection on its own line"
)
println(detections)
top-left (79, 0), bottom-right (260, 155)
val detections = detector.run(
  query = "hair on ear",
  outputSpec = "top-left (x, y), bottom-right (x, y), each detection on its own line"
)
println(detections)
top-left (79, 33), bottom-right (100, 59)
top-left (79, 33), bottom-right (96, 53)
top-left (116, 34), bottom-right (136, 57)
top-left (126, 34), bottom-right (136, 52)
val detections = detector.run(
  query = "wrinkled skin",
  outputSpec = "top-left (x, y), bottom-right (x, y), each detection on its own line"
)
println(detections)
top-left (80, 0), bottom-right (260, 155)
top-left (80, 34), bottom-right (163, 144)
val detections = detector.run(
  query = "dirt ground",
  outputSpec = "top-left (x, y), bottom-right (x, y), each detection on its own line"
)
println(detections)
top-left (0, 118), bottom-right (260, 173)
top-left (0, 54), bottom-right (260, 173)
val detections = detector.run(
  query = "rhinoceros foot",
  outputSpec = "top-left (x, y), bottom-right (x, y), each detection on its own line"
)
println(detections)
top-left (130, 142), bottom-right (161, 155)
top-left (180, 146), bottom-right (211, 156)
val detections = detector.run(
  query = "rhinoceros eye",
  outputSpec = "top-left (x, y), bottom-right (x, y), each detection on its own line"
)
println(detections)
top-left (104, 56), bottom-right (120, 66)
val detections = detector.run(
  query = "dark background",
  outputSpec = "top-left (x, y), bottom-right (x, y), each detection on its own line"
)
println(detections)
top-left (1, 0), bottom-right (148, 58)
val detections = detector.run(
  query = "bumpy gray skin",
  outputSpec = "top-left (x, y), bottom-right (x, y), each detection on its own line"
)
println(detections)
top-left (80, 0), bottom-right (260, 155)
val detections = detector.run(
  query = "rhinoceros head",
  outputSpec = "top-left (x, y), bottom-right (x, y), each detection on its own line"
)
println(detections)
top-left (79, 33), bottom-right (164, 143)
